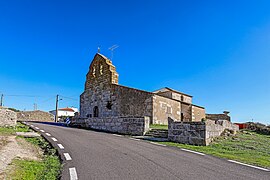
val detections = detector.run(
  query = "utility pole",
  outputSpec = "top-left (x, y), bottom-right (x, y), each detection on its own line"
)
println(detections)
top-left (0, 94), bottom-right (3, 107)
top-left (55, 95), bottom-right (59, 122)
top-left (33, 103), bottom-right (37, 111)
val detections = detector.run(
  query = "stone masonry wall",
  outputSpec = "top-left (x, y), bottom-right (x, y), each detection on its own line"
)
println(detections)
top-left (17, 110), bottom-right (54, 122)
top-left (205, 120), bottom-right (239, 145)
top-left (168, 117), bottom-right (206, 145)
top-left (0, 107), bottom-right (17, 127)
top-left (112, 85), bottom-right (153, 119)
top-left (153, 94), bottom-right (180, 125)
top-left (74, 116), bottom-right (150, 136)
top-left (192, 105), bottom-right (205, 122)
top-left (80, 84), bottom-right (153, 121)
top-left (206, 113), bottom-right (230, 121)
top-left (168, 117), bottom-right (239, 146)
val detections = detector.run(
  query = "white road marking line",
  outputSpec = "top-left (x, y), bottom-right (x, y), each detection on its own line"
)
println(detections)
top-left (51, 137), bottom-right (58, 142)
top-left (112, 134), bottom-right (122, 137)
top-left (150, 142), bottom-right (167, 147)
top-left (129, 137), bottom-right (140, 141)
top-left (69, 167), bottom-right (78, 180)
top-left (64, 153), bottom-right (72, 161)
top-left (181, 148), bottom-right (205, 156)
top-left (57, 144), bottom-right (64, 149)
top-left (228, 160), bottom-right (270, 172)
top-left (40, 130), bottom-right (45, 132)
top-left (45, 133), bottom-right (51, 136)
top-left (35, 127), bottom-right (39, 129)
top-left (30, 125), bottom-right (34, 127)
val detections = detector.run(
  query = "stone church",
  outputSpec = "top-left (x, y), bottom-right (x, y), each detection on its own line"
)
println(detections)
top-left (80, 53), bottom-right (206, 125)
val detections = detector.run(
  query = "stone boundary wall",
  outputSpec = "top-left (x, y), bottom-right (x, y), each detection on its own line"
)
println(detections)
top-left (168, 117), bottom-right (239, 145)
top-left (0, 107), bottom-right (17, 127)
top-left (17, 110), bottom-right (54, 122)
top-left (205, 120), bottom-right (239, 145)
top-left (73, 116), bottom-right (150, 136)
top-left (206, 113), bottom-right (230, 121)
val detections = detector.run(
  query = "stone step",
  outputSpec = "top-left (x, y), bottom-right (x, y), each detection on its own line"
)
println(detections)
top-left (145, 128), bottom-right (168, 138)
top-left (149, 129), bottom-right (168, 133)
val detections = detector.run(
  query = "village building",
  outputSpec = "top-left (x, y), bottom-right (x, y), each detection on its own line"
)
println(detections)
top-left (50, 107), bottom-right (78, 120)
top-left (80, 53), bottom-right (205, 125)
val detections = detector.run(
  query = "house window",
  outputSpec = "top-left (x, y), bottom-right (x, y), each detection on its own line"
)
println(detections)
top-left (181, 95), bottom-right (184, 102)
top-left (93, 106), bottom-right (99, 117)
top-left (167, 107), bottom-right (172, 114)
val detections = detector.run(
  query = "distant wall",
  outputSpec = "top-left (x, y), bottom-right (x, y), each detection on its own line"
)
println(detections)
top-left (73, 116), bottom-right (150, 136)
top-left (17, 110), bottom-right (54, 122)
top-left (168, 117), bottom-right (239, 146)
top-left (192, 105), bottom-right (205, 122)
top-left (206, 113), bottom-right (230, 121)
top-left (0, 107), bottom-right (17, 127)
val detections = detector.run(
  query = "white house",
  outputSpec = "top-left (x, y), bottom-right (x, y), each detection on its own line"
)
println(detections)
top-left (50, 107), bottom-right (79, 118)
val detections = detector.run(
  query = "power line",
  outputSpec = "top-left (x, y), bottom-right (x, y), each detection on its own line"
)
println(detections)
top-left (59, 95), bottom-right (79, 101)
top-left (5, 94), bottom-right (46, 98)
top-left (39, 96), bottom-right (56, 103)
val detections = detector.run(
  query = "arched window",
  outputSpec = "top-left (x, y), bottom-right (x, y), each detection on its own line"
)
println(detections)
top-left (93, 106), bottom-right (99, 117)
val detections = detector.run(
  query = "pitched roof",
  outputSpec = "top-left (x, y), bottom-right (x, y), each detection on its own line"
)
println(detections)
top-left (58, 108), bottom-right (75, 112)
top-left (153, 87), bottom-right (193, 97)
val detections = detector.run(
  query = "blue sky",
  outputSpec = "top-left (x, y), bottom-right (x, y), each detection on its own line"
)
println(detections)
top-left (0, 0), bottom-right (269, 124)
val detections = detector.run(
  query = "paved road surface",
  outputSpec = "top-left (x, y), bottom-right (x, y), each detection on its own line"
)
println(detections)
top-left (26, 122), bottom-right (269, 180)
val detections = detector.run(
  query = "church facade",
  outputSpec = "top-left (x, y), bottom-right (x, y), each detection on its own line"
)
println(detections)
top-left (80, 53), bottom-right (205, 125)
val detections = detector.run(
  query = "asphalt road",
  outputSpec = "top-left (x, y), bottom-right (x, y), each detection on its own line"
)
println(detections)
top-left (26, 122), bottom-right (269, 180)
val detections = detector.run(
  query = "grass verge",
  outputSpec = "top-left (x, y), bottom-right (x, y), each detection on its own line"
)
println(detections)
top-left (3, 123), bottom-right (61, 180)
top-left (150, 124), bottom-right (168, 130)
top-left (157, 130), bottom-right (270, 168)
top-left (0, 122), bottom-right (31, 135)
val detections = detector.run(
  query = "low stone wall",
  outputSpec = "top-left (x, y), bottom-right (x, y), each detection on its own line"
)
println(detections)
top-left (0, 107), bottom-right (17, 127)
top-left (17, 110), bottom-right (54, 122)
top-left (205, 120), bottom-right (239, 145)
top-left (168, 117), bottom-right (239, 146)
top-left (73, 116), bottom-right (150, 136)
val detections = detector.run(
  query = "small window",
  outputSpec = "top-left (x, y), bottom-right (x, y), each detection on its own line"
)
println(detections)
top-left (181, 113), bottom-right (184, 121)
top-left (106, 101), bottom-right (112, 110)
top-left (167, 107), bottom-right (172, 114)
top-left (93, 106), bottom-right (99, 117)
top-left (181, 95), bottom-right (184, 101)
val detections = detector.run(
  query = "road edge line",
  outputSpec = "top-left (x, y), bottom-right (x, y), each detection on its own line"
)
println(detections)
top-left (228, 160), bottom-right (270, 172)
top-left (181, 148), bottom-right (205, 156)
top-left (69, 167), bottom-right (78, 180)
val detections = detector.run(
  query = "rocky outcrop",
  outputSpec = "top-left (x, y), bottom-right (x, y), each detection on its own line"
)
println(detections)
top-left (0, 107), bottom-right (17, 127)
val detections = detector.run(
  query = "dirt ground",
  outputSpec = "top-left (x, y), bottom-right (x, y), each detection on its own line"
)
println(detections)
top-left (0, 135), bottom-right (42, 179)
